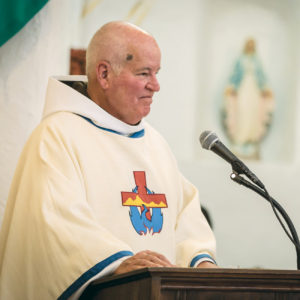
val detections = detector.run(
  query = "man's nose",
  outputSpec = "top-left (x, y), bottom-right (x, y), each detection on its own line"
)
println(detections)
top-left (146, 75), bottom-right (160, 92)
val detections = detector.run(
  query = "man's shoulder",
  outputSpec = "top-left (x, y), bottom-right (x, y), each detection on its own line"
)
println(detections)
top-left (28, 112), bottom-right (83, 145)
top-left (19, 112), bottom-right (88, 163)
top-left (40, 112), bottom-right (83, 131)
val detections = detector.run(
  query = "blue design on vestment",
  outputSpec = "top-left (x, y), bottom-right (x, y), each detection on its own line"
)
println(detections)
top-left (58, 251), bottom-right (133, 300)
top-left (129, 205), bottom-right (163, 235)
top-left (190, 254), bottom-right (217, 267)
top-left (77, 115), bottom-right (144, 138)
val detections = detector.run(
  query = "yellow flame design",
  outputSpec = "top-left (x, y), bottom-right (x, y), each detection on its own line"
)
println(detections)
top-left (123, 195), bottom-right (167, 208)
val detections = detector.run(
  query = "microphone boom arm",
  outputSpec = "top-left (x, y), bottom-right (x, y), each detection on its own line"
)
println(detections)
top-left (199, 130), bottom-right (300, 269)
top-left (230, 172), bottom-right (300, 270)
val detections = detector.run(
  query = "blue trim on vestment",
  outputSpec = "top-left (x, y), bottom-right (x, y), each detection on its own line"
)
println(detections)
top-left (190, 254), bottom-right (217, 267)
top-left (58, 250), bottom-right (134, 300)
top-left (77, 115), bottom-right (145, 138)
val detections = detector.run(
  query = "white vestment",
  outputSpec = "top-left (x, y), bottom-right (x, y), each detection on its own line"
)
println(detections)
top-left (0, 76), bottom-right (216, 300)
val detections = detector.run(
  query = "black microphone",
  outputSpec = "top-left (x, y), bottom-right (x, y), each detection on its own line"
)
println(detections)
top-left (199, 130), bottom-right (264, 189)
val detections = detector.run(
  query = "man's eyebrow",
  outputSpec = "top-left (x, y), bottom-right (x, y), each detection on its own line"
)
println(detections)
top-left (136, 67), bottom-right (151, 72)
top-left (136, 67), bottom-right (160, 72)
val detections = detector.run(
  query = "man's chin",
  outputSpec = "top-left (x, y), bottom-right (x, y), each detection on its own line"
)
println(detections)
top-left (128, 108), bottom-right (151, 125)
top-left (143, 106), bottom-right (151, 117)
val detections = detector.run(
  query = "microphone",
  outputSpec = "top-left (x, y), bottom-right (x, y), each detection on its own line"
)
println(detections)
top-left (199, 131), bottom-right (264, 189)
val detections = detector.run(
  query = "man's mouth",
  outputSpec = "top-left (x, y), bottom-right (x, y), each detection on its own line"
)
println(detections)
top-left (140, 95), bottom-right (153, 101)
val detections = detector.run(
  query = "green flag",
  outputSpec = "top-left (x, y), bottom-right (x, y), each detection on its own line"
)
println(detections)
top-left (0, 0), bottom-right (49, 47)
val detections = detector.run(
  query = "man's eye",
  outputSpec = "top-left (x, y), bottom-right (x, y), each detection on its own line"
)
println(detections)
top-left (138, 72), bottom-right (149, 76)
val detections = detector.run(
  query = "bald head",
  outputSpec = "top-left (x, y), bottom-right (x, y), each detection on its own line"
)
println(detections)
top-left (86, 21), bottom-right (161, 125)
top-left (86, 21), bottom-right (158, 80)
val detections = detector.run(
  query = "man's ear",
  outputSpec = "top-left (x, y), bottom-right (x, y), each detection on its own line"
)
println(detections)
top-left (96, 61), bottom-right (111, 89)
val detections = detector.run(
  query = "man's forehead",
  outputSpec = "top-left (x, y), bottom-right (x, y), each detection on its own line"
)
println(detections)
top-left (125, 57), bottom-right (161, 72)
top-left (126, 54), bottom-right (134, 61)
top-left (125, 35), bottom-right (160, 56)
top-left (121, 44), bottom-right (160, 66)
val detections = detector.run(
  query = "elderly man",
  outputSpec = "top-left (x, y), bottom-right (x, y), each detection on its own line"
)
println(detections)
top-left (0, 21), bottom-right (216, 300)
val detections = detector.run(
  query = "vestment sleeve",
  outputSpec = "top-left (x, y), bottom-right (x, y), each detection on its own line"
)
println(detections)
top-left (0, 122), bottom-right (133, 300)
top-left (175, 174), bottom-right (217, 267)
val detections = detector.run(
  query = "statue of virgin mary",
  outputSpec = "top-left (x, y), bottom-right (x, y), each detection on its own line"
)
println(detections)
top-left (223, 38), bottom-right (274, 159)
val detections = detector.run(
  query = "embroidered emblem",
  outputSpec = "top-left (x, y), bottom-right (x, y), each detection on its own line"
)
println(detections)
top-left (121, 171), bottom-right (167, 235)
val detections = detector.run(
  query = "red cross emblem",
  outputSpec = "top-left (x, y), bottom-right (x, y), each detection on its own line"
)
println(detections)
top-left (121, 171), bottom-right (167, 234)
top-left (121, 171), bottom-right (167, 209)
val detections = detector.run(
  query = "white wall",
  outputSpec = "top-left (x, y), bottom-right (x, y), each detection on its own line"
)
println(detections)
top-left (0, 0), bottom-right (83, 220)
top-left (1, 0), bottom-right (300, 270)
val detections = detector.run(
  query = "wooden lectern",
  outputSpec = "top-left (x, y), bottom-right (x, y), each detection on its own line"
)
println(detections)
top-left (79, 268), bottom-right (300, 300)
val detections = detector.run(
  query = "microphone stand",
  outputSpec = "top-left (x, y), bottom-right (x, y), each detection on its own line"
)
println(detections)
top-left (230, 172), bottom-right (300, 270)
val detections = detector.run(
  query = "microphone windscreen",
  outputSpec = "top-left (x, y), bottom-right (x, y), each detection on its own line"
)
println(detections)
top-left (199, 131), bottom-right (219, 150)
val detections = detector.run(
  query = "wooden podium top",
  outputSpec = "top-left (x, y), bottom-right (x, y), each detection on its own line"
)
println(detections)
top-left (80, 268), bottom-right (300, 300)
